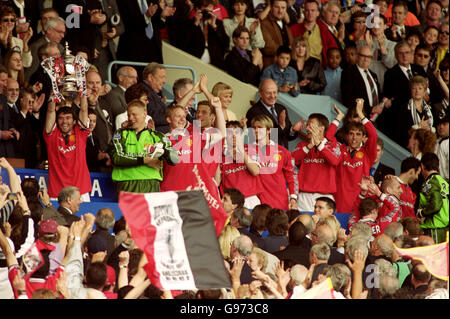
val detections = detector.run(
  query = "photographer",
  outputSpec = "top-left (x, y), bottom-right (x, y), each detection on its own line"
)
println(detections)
top-left (85, 0), bottom-right (125, 81)
top-left (178, 0), bottom-right (229, 71)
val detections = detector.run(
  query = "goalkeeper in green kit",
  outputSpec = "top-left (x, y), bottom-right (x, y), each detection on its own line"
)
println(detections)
top-left (417, 152), bottom-right (449, 243)
top-left (108, 99), bottom-right (179, 193)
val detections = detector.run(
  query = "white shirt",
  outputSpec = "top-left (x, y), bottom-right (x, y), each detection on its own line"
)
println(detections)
top-left (13, 0), bottom-right (25, 17)
top-left (357, 65), bottom-right (378, 107)
top-left (399, 64), bottom-right (413, 81)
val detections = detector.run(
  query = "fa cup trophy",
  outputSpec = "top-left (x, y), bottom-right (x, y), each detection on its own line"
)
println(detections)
top-left (41, 42), bottom-right (90, 106)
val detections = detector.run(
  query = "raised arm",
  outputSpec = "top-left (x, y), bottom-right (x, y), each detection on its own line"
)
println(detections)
top-left (45, 97), bottom-right (56, 134)
top-left (210, 96), bottom-right (226, 142)
top-left (78, 95), bottom-right (89, 128)
top-left (0, 158), bottom-right (21, 193)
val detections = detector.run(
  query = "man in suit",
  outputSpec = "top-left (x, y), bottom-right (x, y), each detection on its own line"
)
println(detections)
top-left (116, 0), bottom-right (175, 66)
top-left (43, 186), bottom-right (82, 227)
top-left (5, 78), bottom-right (20, 123)
top-left (27, 41), bottom-right (62, 165)
top-left (385, 1), bottom-right (416, 42)
top-left (13, 88), bottom-right (42, 168)
top-left (0, 92), bottom-right (19, 158)
top-left (260, 0), bottom-right (294, 68)
top-left (380, 41), bottom-right (426, 139)
top-left (341, 45), bottom-right (384, 117)
top-left (225, 25), bottom-right (263, 87)
top-left (289, 0), bottom-right (338, 68)
top-left (104, 66), bottom-right (138, 130)
top-left (246, 78), bottom-right (304, 150)
top-left (273, 221), bottom-right (310, 268)
top-left (141, 62), bottom-right (169, 134)
top-left (370, 138), bottom-right (396, 186)
top-left (85, 71), bottom-right (113, 153)
top-left (25, 17), bottom-right (65, 82)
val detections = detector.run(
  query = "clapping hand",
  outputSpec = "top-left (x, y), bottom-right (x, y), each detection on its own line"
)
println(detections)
top-left (292, 118), bottom-right (306, 133)
top-left (333, 104), bottom-right (345, 121)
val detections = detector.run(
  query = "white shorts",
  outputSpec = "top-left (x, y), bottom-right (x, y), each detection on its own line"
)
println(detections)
top-left (50, 192), bottom-right (91, 203)
top-left (244, 195), bottom-right (261, 210)
top-left (297, 192), bottom-right (334, 212)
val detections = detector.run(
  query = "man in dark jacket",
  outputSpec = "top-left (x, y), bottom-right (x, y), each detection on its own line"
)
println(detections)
top-left (225, 26), bottom-right (263, 86)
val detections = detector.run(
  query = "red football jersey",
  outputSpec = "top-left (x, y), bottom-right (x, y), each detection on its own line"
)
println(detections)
top-left (291, 138), bottom-right (342, 194)
top-left (348, 193), bottom-right (402, 235)
top-left (43, 124), bottom-right (91, 198)
top-left (161, 127), bottom-right (221, 191)
top-left (220, 144), bottom-right (262, 198)
top-left (327, 119), bottom-right (378, 213)
top-left (397, 177), bottom-right (418, 220)
top-left (248, 141), bottom-right (297, 211)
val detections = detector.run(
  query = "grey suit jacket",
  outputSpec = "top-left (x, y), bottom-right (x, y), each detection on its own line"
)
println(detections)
top-left (25, 36), bottom-right (64, 82)
top-left (104, 86), bottom-right (126, 130)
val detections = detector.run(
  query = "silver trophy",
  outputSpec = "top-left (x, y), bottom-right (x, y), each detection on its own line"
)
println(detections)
top-left (41, 42), bottom-right (90, 106)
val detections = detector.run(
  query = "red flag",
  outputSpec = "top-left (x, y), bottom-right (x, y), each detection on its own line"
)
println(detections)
top-left (394, 233), bottom-right (449, 281)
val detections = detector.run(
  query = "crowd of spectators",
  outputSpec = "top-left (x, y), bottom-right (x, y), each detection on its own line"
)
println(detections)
top-left (0, 0), bottom-right (448, 300)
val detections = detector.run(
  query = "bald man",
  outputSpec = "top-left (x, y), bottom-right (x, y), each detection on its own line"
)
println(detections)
top-left (86, 71), bottom-right (113, 153)
top-left (104, 66), bottom-right (138, 129)
top-left (245, 78), bottom-right (304, 149)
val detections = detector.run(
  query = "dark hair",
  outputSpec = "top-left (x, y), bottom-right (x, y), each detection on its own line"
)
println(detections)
top-left (358, 198), bottom-right (378, 217)
top-left (56, 106), bottom-right (76, 121)
top-left (276, 45), bottom-right (292, 56)
top-left (113, 216), bottom-right (127, 235)
top-left (392, 0), bottom-right (409, 13)
top-left (316, 197), bottom-right (336, 212)
top-left (426, 0), bottom-right (442, 10)
top-left (400, 157), bottom-right (421, 174)
top-left (232, 25), bottom-right (251, 39)
top-left (118, 285), bottom-right (134, 299)
top-left (420, 152), bottom-right (440, 171)
top-left (86, 262), bottom-right (108, 290)
top-left (197, 100), bottom-right (216, 115)
top-left (223, 188), bottom-right (245, 208)
top-left (308, 113), bottom-right (330, 130)
top-left (144, 284), bottom-right (164, 299)
top-left (286, 209), bottom-right (300, 224)
top-left (411, 263), bottom-right (431, 283)
top-left (345, 121), bottom-right (366, 136)
top-left (21, 178), bottom-right (40, 200)
top-left (399, 217), bottom-right (422, 238)
top-left (326, 47), bottom-right (341, 58)
top-left (125, 83), bottom-right (148, 104)
top-left (195, 289), bottom-right (222, 299)
top-left (424, 25), bottom-right (440, 35)
top-left (249, 204), bottom-right (271, 233)
top-left (414, 44), bottom-right (432, 54)
top-left (288, 221), bottom-right (307, 246)
top-left (226, 120), bottom-right (244, 129)
top-left (265, 209), bottom-right (289, 236)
